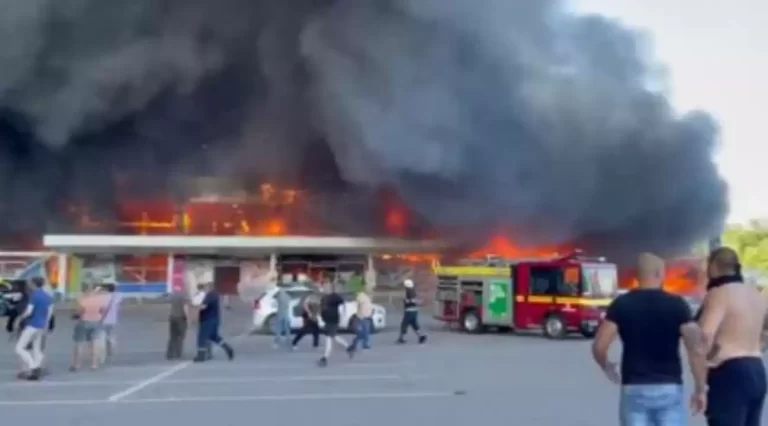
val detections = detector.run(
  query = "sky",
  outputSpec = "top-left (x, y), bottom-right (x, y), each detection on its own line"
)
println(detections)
top-left (572, 0), bottom-right (766, 225)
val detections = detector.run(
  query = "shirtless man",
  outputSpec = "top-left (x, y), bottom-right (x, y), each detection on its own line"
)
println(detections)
top-left (698, 247), bottom-right (767, 426)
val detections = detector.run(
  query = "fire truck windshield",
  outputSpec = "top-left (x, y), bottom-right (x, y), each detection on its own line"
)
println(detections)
top-left (581, 263), bottom-right (618, 298)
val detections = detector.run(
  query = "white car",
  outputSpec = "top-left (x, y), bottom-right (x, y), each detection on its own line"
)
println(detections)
top-left (252, 284), bottom-right (387, 333)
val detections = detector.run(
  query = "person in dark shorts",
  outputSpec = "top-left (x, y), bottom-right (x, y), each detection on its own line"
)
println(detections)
top-left (192, 283), bottom-right (234, 363)
top-left (317, 283), bottom-right (349, 367)
top-left (592, 253), bottom-right (707, 425)
top-left (698, 247), bottom-right (767, 426)
top-left (292, 292), bottom-right (320, 349)
top-left (396, 279), bottom-right (426, 344)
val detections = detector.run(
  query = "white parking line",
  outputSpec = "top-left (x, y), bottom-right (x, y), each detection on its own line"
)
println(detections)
top-left (104, 330), bottom-right (256, 401)
top-left (101, 360), bottom-right (411, 372)
top-left (0, 361), bottom-right (412, 385)
top-left (0, 391), bottom-right (455, 406)
top-left (107, 361), bottom-right (191, 401)
top-left (1, 374), bottom-right (427, 387)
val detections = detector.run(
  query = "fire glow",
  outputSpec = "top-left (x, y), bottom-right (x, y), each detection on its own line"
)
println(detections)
top-left (67, 183), bottom-right (410, 237)
top-left (619, 259), bottom-right (704, 295)
top-left (64, 181), bottom-right (704, 296)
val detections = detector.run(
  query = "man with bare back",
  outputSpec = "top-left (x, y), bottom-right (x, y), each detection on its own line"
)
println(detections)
top-left (698, 247), bottom-right (767, 426)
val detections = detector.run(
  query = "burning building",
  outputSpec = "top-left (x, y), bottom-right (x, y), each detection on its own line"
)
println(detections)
top-left (0, 0), bottom-right (727, 295)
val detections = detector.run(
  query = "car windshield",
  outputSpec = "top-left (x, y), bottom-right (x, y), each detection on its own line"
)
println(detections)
top-left (581, 264), bottom-right (618, 298)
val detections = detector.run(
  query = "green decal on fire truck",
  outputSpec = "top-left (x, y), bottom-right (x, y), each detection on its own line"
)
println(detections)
top-left (487, 279), bottom-right (510, 318)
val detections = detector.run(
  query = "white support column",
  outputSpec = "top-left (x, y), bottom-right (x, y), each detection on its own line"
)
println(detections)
top-left (166, 253), bottom-right (175, 293)
top-left (56, 254), bottom-right (68, 298)
top-left (365, 253), bottom-right (377, 290)
top-left (269, 252), bottom-right (277, 275)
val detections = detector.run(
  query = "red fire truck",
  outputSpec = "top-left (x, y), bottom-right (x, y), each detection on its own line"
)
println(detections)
top-left (433, 251), bottom-right (618, 338)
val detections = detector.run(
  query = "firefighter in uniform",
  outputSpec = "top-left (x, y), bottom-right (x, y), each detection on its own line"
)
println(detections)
top-left (192, 283), bottom-right (234, 363)
top-left (396, 279), bottom-right (427, 344)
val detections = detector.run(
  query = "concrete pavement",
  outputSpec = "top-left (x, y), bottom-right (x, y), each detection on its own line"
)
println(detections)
top-left (0, 306), bottom-right (732, 425)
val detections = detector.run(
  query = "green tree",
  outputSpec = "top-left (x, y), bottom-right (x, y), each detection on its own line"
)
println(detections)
top-left (722, 220), bottom-right (768, 277)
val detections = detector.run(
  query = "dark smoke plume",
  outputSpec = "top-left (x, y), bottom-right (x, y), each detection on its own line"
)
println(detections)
top-left (0, 0), bottom-right (727, 257)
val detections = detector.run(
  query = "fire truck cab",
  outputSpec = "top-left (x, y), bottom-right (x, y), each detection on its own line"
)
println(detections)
top-left (433, 251), bottom-right (618, 339)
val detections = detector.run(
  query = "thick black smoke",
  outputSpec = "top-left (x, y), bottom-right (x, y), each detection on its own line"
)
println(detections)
top-left (0, 0), bottom-right (727, 257)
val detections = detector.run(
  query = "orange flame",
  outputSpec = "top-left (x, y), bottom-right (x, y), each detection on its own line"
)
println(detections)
top-left (468, 235), bottom-right (571, 259)
top-left (619, 258), bottom-right (704, 295)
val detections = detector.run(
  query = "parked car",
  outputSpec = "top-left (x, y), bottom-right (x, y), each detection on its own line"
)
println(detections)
top-left (251, 283), bottom-right (387, 333)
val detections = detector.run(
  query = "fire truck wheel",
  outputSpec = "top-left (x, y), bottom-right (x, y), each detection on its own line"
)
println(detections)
top-left (460, 309), bottom-right (484, 334)
top-left (543, 314), bottom-right (567, 339)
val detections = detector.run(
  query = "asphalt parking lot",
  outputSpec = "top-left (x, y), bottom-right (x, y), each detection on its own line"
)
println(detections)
top-left (0, 305), bottom-right (737, 425)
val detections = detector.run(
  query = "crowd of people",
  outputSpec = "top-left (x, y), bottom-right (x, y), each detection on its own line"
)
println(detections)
top-left (9, 246), bottom-right (766, 425)
top-left (0, 278), bottom-right (123, 380)
top-left (2, 270), bottom-right (430, 381)
top-left (171, 275), bottom-right (427, 368)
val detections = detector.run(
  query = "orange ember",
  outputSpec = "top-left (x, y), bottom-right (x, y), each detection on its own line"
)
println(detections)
top-left (468, 235), bottom-right (571, 259)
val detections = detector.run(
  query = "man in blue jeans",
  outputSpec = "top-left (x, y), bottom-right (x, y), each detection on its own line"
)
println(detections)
top-left (592, 253), bottom-right (708, 425)
top-left (347, 284), bottom-right (373, 357)
top-left (272, 284), bottom-right (292, 349)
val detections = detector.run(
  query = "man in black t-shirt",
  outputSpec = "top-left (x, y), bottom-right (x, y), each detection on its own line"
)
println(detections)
top-left (292, 293), bottom-right (320, 349)
top-left (317, 282), bottom-right (349, 367)
top-left (592, 253), bottom-right (707, 425)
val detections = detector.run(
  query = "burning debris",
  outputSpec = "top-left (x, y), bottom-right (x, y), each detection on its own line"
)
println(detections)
top-left (0, 0), bottom-right (727, 258)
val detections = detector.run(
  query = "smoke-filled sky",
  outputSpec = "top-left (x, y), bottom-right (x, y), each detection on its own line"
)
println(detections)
top-left (0, 0), bottom-right (728, 256)
top-left (574, 0), bottom-right (766, 225)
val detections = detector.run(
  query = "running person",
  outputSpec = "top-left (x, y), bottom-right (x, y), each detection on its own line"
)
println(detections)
top-left (347, 283), bottom-right (374, 357)
top-left (14, 277), bottom-right (53, 381)
top-left (698, 247), bottom-right (767, 426)
top-left (396, 279), bottom-right (426, 344)
top-left (317, 283), bottom-right (348, 367)
top-left (272, 284), bottom-right (291, 350)
top-left (292, 292), bottom-right (320, 349)
top-left (192, 283), bottom-right (234, 363)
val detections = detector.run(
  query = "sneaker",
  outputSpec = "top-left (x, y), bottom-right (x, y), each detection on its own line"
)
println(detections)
top-left (396, 338), bottom-right (406, 344)
top-left (346, 346), bottom-right (356, 359)
top-left (418, 335), bottom-right (427, 344)
top-left (317, 357), bottom-right (328, 367)
top-left (223, 345), bottom-right (235, 361)
top-left (27, 369), bottom-right (41, 381)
